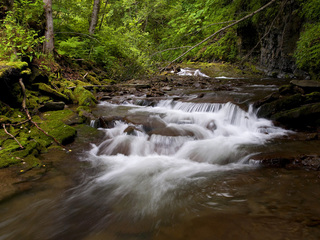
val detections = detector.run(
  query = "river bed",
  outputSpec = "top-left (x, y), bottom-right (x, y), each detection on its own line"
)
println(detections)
top-left (1, 75), bottom-right (320, 240)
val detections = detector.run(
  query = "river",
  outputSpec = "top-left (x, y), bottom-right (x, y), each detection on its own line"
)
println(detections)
top-left (1, 75), bottom-right (320, 240)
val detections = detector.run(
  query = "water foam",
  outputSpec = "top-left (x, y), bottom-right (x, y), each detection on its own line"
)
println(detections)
top-left (78, 100), bottom-right (289, 217)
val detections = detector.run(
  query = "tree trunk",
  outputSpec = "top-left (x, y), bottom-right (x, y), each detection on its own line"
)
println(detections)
top-left (89, 0), bottom-right (101, 35)
top-left (43, 0), bottom-right (54, 54)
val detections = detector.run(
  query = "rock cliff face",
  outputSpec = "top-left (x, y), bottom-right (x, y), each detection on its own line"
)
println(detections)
top-left (238, 0), bottom-right (306, 78)
top-left (259, 0), bottom-right (303, 78)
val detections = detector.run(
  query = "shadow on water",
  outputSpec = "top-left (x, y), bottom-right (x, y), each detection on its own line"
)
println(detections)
top-left (1, 76), bottom-right (320, 240)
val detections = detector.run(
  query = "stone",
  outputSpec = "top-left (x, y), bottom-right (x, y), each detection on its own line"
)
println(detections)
top-left (271, 103), bottom-right (320, 128)
top-left (39, 101), bottom-right (65, 112)
top-left (37, 83), bottom-right (70, 103)
top-left (161, 86), bottom-right (172, 91)
top-left (257, 94), bottom-right (303, 118)
top-left (290, 80), bottom-right (320, 93)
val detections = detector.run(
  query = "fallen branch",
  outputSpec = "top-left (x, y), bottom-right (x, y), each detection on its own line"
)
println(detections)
top-left (2, 124), bottom-right (24, 149)
top-left (160, 0), bottom-right (276, 72)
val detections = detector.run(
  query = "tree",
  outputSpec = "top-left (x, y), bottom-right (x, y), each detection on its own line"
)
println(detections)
top-left (89, 0), bottom-right (101, 35)
top-left (43, 0), bottom-right (54, 54)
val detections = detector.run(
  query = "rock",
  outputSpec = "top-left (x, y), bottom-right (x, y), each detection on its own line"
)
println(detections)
top-left (161, 86), bottom-right (172, 91)
top-left (305, 92), bottom-right (320, 104)
top-left (278, 84), bottom-right (294, 95)
top-left (99, 95), bottom-right (112, 101)
top-left (73, 86), bottom-right (97, 107)
top-left (99, 116), bottom-right (124, 128)
top-left (290, 80), bottom-right (320, 93)
top-left (250, 154), bottom-right (320, 171)
top-left (271, 103), bottom-right (320, 128)
top-left (253, 92), bottom-right (280, 109)
top-left (37, 83), bottom-right (70, 103)
top-left (39, 101), bottom-right (65, 112)
top-left (257, 94), bottom-right (304, 118)
top-left (123, 126), bottom-right (141, 136)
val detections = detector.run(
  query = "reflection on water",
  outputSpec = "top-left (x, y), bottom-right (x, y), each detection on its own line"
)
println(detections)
top-left (1, 80), bottom-right (320, 240)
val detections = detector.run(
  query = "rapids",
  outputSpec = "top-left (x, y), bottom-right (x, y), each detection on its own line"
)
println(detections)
top-left (1, 76), bottom-right (320, 240)
top-left (69, 100), bottom-right (289, 222)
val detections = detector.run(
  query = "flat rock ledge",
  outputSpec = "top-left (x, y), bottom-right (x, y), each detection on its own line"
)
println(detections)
top-left (250, 154), bottom-right (320, 171)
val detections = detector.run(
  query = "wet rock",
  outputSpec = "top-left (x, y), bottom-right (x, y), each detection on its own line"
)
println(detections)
top-left (257, 94), bottom-right (304, 118)
top-left (99, 116), bottom-right (124, 128)
top-left (253, 92), bottom-right (280, 109)
top-left (161, 86), bottom-right (172, 91)
top-left (123, 126), bottom-right (141, 136)
top-left (305, 92), bottom-right (320, 104)
top-left (39, 101), bottom-right (65, 112)
top-left (291, 80), bottom-right (320, 93)
top-left (278, 85), bottom-right (294, 96)
top-left (271, 103), bottom-right (320, 128)
top-left (251, 153), bottom-right (320, 171)
top-left (99, 95), bottom-right (112, 101)
top-left (197, 93), bottom-right (205, 98)
top-left (206, 120), bottom-right (217, 131)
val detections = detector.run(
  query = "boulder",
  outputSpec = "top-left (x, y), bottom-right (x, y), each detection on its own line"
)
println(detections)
top-left (39, 101), bottom-right (65, 112)
top-left (290, 80), bottom-right (320, 93)
top-left (37, 83), bottom-right (70, 103)
top-left (271, 103), bottom-right (320, 128)
top-left (257, 94), bottom-right (303, 118)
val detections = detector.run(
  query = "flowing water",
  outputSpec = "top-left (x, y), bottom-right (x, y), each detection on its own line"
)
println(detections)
top-left (1, 77), bottom-right (320, 240)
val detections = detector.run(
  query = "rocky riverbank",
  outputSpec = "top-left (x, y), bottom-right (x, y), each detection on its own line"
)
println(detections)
top-left (1, 61), bottom-right (320, 202)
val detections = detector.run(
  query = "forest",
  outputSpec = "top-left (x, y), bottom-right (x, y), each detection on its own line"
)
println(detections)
top-left (1, 0), bottom-right (320, 80)
top-left (1, 1), bottom-right (320, 239)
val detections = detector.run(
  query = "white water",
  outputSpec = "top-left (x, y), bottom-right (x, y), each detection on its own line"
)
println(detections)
top-left (78, 100), bottom-right (289, 218)
top-left (176, 68), bottom-right (210, 78)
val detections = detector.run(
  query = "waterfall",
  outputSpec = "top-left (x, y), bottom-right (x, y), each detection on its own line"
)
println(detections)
top-left (76, 100), bottom-right (289, 218)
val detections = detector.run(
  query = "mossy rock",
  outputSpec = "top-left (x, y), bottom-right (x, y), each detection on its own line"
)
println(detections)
top-left (39, 120), bottom-right (77, 145)
top-left (37, 83), bottom-right (70, 103)
top-left (305, 92), bottom-right (320, 104)
top-left (279, 84), bottom-right (294, 95)
top-left (86, 74), bottom-right (101, 85)
top-left (0, 61), bottom-right (28, 78)
top-left (271, 103), bottom-right (320, 128)
top-left (42, 109), bottom-right (84, 125)
top-left (257, 94), bottom-right (304, 118)
top-left (73, 86), bottom-right (97, 107)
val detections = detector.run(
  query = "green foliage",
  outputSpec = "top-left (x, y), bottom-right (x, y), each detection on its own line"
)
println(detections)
top-left (0, 0), bottom-right (44, 62)
top-left (0, 13), bottom-right (44, 62)
top-left (198, 30), bottom-right (238, 62)
top-left (295, 23), bottom-right (320, 78)
top-left (57, 37), bottom-right (89, 59)
top-left (294, 0), bottom-right (320, 79)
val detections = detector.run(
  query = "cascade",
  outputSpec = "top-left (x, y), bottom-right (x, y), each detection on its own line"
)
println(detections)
top-left (75, 100), bottom-right (289, 218)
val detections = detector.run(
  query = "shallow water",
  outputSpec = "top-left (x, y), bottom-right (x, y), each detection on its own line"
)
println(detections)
top-left (1, 77), bottom-right (320, 240)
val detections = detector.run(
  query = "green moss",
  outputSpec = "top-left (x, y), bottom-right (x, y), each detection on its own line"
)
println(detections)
top-left (39, 120), bottom-right (77, 145)
top-left (305, 92), bottom-right (320, 103)
top-left (75, 80), bottom-right (92, 87)
top-left (42, 109), bottom-right (75, 122)
top-left (37, 83), bottom-right (70, 102)
top-left (0, 61), bottom-right (28, 78)
top-left (86, 74), bottom-right (101, 85)
top-left (73, 86), bottom-right (97, 107)
top-left (63, 88), bottom-right (76, 103)
top-left (21, 68), bottom-right (32, 75)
